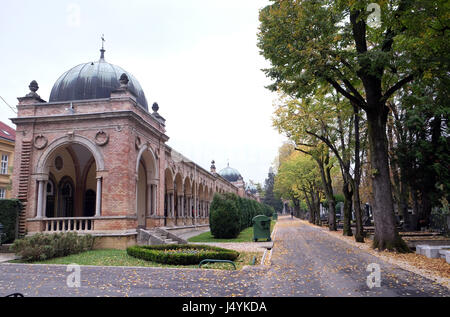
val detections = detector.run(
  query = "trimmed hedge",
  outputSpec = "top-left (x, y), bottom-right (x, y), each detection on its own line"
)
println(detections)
top-left (127, 244), bottom-right (239, 265)
top-left (10, 232), bottom-right (94, 262)
top-left (209, 193), bottom-right (275, 238)
top-left (209, 194), bottom-right (241, 238)
top-left (0, 199), bottom-right (22, 244)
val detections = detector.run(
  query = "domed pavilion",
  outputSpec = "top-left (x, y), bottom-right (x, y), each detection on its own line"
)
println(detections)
top-left (11, 45), bottom-right (245, 248)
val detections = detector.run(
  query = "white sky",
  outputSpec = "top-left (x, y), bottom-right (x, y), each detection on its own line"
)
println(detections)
top-left (0, 0), bottom-right (286, 185)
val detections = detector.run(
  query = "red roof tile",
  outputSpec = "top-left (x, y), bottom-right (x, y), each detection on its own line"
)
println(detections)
top-left (0, 121), bottom-right (15, 142)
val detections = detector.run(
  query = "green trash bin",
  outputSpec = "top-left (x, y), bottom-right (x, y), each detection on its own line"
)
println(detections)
top-left (252, 215), bottom-right (272, 242)
top-left (272, 213), bottom-right (278, 221)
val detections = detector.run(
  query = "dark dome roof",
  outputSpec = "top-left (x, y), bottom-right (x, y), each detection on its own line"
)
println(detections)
top-left (219, 164), bottom-right (242, 182)
top-left (246, 183), bottom-right (257, 194)
top-left (49, 50), bottom-right (148, 110)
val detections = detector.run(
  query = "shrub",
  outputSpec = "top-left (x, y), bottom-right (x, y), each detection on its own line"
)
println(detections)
top-left (0, 199), bottom-right (22, 244)
top-left (209, 194), bottom-right (241, 238)
top-left (209, 193), bottom-right (273, 236)
top-left (127, 244), bottom-right (239, 265)
top-left (262, 204), bottom-right (275, 217)
top-left (10, 232), bottom-right (94, 262)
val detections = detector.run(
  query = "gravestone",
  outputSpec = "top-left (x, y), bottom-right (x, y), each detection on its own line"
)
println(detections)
top-left (363, 203), bottom-right (372, 226)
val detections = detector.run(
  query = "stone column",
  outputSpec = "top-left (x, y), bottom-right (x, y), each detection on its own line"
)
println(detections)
top-left (152, 184), bottom-right (157, 215)
top-left (36, 180), bottom-right (44, 219)
top-left (171, 193), bottom-right (175, 217)
top-left (42, 181), bottom-right (48, 218)
top-left (147, 183), bottom-right (152, 216)
top-left (181, 195), bottom-right (184, 218)
top-left (95, 176), bottom-right (102, 217)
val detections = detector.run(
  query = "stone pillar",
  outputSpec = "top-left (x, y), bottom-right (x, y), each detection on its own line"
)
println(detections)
top-left (95, 176), bottom-right (102, 217)
top-left (42, 181), bottom-right (48, 218)
top-left (171, 193), bottom-right (175, 217)
top-left (36, 180), bottom-right (44, 219)
top-left (181, 195), bottom-right (184, 218)
top-left (152, 184), bottom-right (157, 215)
top-left (147, 183), bottom-right (152, 216)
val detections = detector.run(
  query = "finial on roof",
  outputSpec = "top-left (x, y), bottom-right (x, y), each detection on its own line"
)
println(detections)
top-left (100, 34), bottom-right (106, 60)
top-left (29, 80), bottom-right (39, 93)
top-left (25, 80), bottom-right (41, 99)
top-left (152, 102), bottom-right (159, 112)
top-left (119, 73), bottom-right (129, 87)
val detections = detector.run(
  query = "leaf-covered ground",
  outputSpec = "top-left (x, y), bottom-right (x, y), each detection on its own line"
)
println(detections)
top-left (1, 216), bottom-right (448, 297)
top-left (259, 217), bottom-right (449, 296)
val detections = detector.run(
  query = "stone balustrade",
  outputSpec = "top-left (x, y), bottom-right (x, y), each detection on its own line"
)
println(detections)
top-left (43, 217), bottom-right (94, 233)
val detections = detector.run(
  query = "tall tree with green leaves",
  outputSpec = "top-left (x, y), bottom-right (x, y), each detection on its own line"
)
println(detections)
top-left (273, 90), bottom-right (367, 240)
top-left (263, 167), bottom-right (283, 212)
top-left (258, 0), bottom-right (447, 251)
top-left (275, 150), bottom-right (323, 224)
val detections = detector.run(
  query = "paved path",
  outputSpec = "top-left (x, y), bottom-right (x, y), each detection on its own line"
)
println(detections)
top-left (0, 253), bottom-right (18, 263)
top-left (0, 216), bottom-right (448, 297)
top-left (260, 217), bottom-right (449, 296)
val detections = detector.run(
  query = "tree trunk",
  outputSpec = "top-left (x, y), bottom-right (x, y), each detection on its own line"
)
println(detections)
top-left (342, 181), bottom-right (353, 236)
top-left (352, 106), bottom-right (364, 242)
top-left (293, 198), bottom-right (300, 218)
top-left (352, 181), bottom-right (364, 242)
top-left (304, 189), bottom-right (314, 224)
top-left (366, 109), bottom-right (408, 251)
top-left (316, 156), bottom-right (336, 231)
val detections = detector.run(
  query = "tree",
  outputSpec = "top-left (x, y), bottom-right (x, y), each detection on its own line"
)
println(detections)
top-left (273, 89), bottom-right (367, 239)
top-left (274, 150), bottom-right (323, 224)
top-left (258, 0), bottom-right (448, 251)
top-left (263, 167), bottom-right (283, 212)
top-left (388, 75), bottom-right (450, 230)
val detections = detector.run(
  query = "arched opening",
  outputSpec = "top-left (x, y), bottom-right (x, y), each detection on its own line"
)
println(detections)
top-left (184, 177), bottom-right (192, 219)
top-left (135, 147), bottom-right (158, 228)
top-left (198, 184), bottom-right (204, 218)
top-left (174, 173), bottom-right (183, 220)
top-left (58, 176), bottom-right (74, 217)
top-left (164, 168), bottom-right (174, 225)
top-left (137, 160), bottom-right (147, 227)
top-left (37, 142), bottom-right (99, 218)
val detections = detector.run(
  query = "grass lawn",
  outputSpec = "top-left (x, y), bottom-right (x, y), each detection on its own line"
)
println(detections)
top-left (188, 220), bottom-right (276, 243)
top-left (11, 249), bottom-right (261, 271)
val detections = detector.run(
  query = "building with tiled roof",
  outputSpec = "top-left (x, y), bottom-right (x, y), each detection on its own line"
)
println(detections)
top-left (0, 121), bottom-right (15, 199)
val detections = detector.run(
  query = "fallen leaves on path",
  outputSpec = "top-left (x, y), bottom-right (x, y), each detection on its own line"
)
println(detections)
top-left (299, 220), bottom-right (450, 289)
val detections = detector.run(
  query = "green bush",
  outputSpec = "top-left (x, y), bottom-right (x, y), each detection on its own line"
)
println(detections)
top-left (262, 204), bottom-right (275, 217)
top-left (127, 244), bottom-right (239, 265)
top-left (209, 194), bottom-right (241, 238)
top-left (10, 232), bottom-right (94, 262)
top-left (0, 199), bottom-right (22, 244)
top-left (209, 193), bottom-right (272, 236)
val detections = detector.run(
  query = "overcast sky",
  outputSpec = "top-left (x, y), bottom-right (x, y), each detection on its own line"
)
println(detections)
top-left (0, 0), bottom-right (286, 185)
